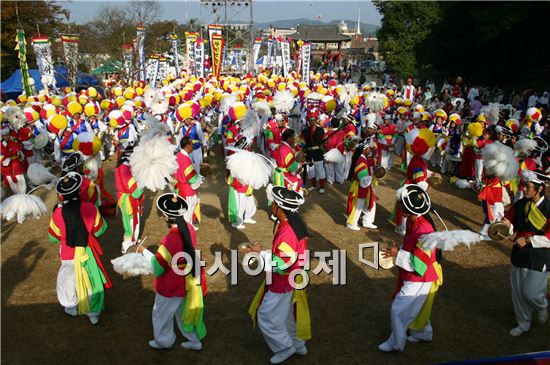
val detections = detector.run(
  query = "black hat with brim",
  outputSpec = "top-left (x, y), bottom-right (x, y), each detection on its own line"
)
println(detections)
top-left (156, 193), bottom-right (188, 217)
top-left (55, 172), bottom-right (82, 196)
top-left (271, 186), bottom-right (304, 212)
top-left (399, 184), bottom-right (431, 216)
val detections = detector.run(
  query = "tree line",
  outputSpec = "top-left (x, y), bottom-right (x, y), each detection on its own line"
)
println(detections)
top-left (373, 1), bottom-right (550, 88)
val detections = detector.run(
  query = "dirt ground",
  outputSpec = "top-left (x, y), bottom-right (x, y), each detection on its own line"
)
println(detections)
top-left (2, 147), bottom-right (549, 365)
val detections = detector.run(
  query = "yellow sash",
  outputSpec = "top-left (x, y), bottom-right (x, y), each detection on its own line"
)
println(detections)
top-left (74, 247), bottom-right (92, 315)
top-left (409, 262), bottom-right (443, 331)
top-left (248, 275), bottom-right (311, 341)
top-left (526, 201), bottom-right (547, 232)
top-left (182, 274), bottom-right (204, 328)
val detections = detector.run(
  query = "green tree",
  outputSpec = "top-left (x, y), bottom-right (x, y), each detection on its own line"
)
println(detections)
top-left (373, 1), bottom-right (442, 78)
top-left (1, 0), bottom-right (66, 80)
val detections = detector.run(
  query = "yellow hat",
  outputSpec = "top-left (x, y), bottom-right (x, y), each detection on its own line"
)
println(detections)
top-left (67, 101), bottom-right (83, 116)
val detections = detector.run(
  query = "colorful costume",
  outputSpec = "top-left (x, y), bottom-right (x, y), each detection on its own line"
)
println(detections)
top-left (174, 150), bottom-right (202, 225)
top-left (115, 160), bottom-right (144, 249)
top-left (346, 153), bottom-right (376, 229)
top-left (380, 215), bottom-right (442, 352)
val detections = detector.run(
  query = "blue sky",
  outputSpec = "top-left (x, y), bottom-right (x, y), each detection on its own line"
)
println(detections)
top-left (59, 0), bottom-right (381, 25)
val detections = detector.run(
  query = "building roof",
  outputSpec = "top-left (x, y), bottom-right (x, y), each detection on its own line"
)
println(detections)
top-left (288, 24), bottom-right (352, 42)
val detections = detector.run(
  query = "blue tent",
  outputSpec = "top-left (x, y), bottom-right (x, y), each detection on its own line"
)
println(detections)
top-left (1, 66), bottom-right (100, 97)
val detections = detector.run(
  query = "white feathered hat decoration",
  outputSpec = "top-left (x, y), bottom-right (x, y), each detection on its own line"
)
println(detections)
top-left (1, 193), bottom-right (48, 223)
top-left (273, 90), bottom-right (295, 114)
top-left (5, 106), bottom-right (26, 130)
top-left (483, 103), bottom-right (501, 125)
top-left (482, 141), bottom-right (519, 181)
top-left (129, 136), bottom-right (178, 192)
top-left (366, 92), bottom-right (385, 114)
top-left (140, 113), bottom-right (171, 143)
top-left (252, 100), bottom-right (272, 118)
top-left (226, 150), bottom-right (273, 190)
top-left (514, 138), bottom-right (538, 157)
top-left (421, 230), bottom-right (481, 251)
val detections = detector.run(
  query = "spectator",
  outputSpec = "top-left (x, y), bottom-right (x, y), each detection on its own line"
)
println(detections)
top-left (471, 96), bottom-right (483, 116)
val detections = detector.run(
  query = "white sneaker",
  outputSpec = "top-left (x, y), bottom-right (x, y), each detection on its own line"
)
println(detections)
top-left (319, 188), bottom-right (325, 194)
top-left (244, 218), bottom-right (256, 224)
top-left (377, 341), bottom-right (395, 352)
top-left (121, 240), bottom-right (134, 254)
top-left (480, 234), bottom-right (492, 241)
top-left (363, 223), bottom-right (378, 229)
top-left (231, 223), bottom-right (245, 229)
top-left (537, 309), bottom-right (548, 325)
top-left (407, 335), bottom-right (431, 343)
top-left (346, 224), bottom-right (361, 231)
top-left (509, 326), bottom-right (526, 337)
top-left (270, 347), bottom-right (296, 364)
top-left (181, 341), bottom-right (202, 351)
top-left (148, 340), bottom-right (168, 349)
top-left (387, 167), bottom-right (392, 171)
top-left (193, 226), bottom-right (199, 231)
top-left (88, 314), bottom-right (100, 325)
top-left (295, 345), bottom-right (307, 355)
top-left (64, 306), bottom-right (78, 317)
top-left (307, 186), bottom-right (316, 191)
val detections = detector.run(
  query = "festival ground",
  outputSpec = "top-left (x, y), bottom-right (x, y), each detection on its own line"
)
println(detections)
top-left (2, 148), bottom-right (548, 364)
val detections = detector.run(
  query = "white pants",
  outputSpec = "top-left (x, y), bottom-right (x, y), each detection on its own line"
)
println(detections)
top-left (325, 161), bottom-right (345, 184)
top-left (191, 148), bottom-right (203, 175)
top-left (381, 150), bottom-right (394, 170)
top-left (184, 194), bottom-right (199, 226)
top-left (152, 293), bottom-right (201, 348)
top-left (235, 192), bottom-right (257, 225)
top-left (56, 260), bottom-right (100, 317)
top-left (480, 202), bottom-right (504, 235)
top-left (344, 151), bottom-right (353, 179)
top-left (430, 149), bottom-right (443, 170)
top-left (510, 265), bottom-right (548, 331)
top-left (475, 158), bottom-right (483, 186)
top-left (257, 290), bottom-right (305, 354)
top-left (395, 136), bottom-right (405, 156)
top-left (306, 160), bottom-right (326, 181)
top-left (348, 198), bottom-right (376, 226)
top-left (385, 281), bottom-right (433, 351)
top-left (406, 152), bottom-right (412, 166)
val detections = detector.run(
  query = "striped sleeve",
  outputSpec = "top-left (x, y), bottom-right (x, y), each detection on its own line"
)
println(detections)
top-left (272, 241), bottom-right (297, 274)
top-left (48, 215), bottom-right (62, 243)
top-left (92, 207), bottom-right (107, 237)
top-left (153, 244), bottom-right (172, 276)
top-left (184, 163), bottom-right (198, 185)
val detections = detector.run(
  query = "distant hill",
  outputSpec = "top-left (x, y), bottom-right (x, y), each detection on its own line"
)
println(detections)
top-left (252, 18), bottom-right (379, 35)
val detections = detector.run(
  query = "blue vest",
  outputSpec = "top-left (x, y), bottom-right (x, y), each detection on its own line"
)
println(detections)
top-left (180, 123), bottom-right (201, 150)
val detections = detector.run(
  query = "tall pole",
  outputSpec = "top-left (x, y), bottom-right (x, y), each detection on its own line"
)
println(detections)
top-left (249, 0), bottom-right (254, 72)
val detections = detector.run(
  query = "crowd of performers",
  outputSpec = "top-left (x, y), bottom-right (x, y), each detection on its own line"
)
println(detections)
top-left (0, 70), bottom-right (549, 363)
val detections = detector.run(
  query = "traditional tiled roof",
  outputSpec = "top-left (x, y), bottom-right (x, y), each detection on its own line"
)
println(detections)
top-left (288, 24), bottom-right (352, 42)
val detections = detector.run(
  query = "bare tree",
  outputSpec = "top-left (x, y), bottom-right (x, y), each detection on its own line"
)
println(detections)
top-left (127, 0), bottom-right (163, 25)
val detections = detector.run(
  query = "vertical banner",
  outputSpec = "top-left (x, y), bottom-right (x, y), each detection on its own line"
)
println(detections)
top-left (121, 43), bottom-right (134, 83)
top-left (301, 43), bottom-right (311, 84)
top-left (150, 55), bottom-right (160, 87)
top-left (185, 32), bottom-right (198, 74)
top-left (194, 37), bottom-right (205, 78)
top-left (31, 35), bottom-right (56, 91)
top-left (15, 30), bottom-right (31, 95)
top-left (136, 24), bottom-right (146, 81)
top-left (158, 56), bottom-right (168, 82)
top-left (266, 36), bottom-right (274, 68)
top-left (252, 37), bottom-right (262, 68)
top-left (145, 58), bottom-right (156, 82)
top-left (61, 34), bottom-right (80, 91)
top-left (169, 33), bottom-right (180, 75)
top-left (281, 39), bottom-right (290, 77)
top-left (207, 24), bottom-right (223, 58)
top-left (211, 33), bottom-right (224, 78)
